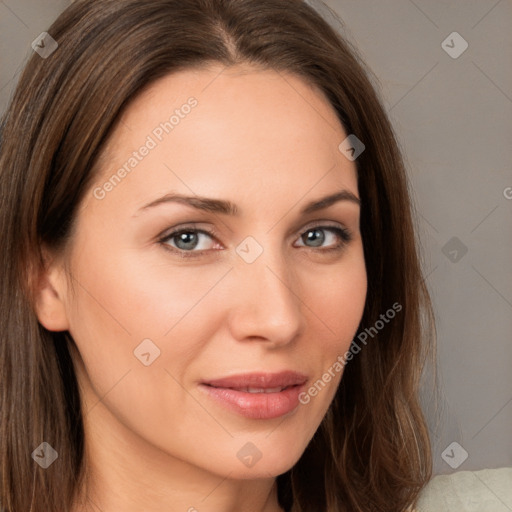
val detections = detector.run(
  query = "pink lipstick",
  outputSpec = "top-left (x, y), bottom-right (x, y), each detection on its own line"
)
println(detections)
top-left (200, 371), bottom-right (308, 420)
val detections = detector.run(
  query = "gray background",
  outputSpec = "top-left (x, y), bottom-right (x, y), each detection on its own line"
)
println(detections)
top-left (1, 0), bottom-right (511, 476)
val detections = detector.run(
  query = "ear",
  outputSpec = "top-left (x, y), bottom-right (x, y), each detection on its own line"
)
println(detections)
top-left (32, 248), bottom-right (71, 332)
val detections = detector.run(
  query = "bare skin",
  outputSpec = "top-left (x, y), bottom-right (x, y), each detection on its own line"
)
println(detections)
top-left (34, 63), bottom-right (367, 512)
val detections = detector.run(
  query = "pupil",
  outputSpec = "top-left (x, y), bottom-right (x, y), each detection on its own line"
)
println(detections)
top-left (177, 232), bottom-right (198, 250)
top-left (306, 229), bottom-right (324, 247)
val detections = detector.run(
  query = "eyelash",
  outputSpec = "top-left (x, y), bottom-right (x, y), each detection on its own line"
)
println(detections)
top-left (157, 223), bottom-right (353, 259)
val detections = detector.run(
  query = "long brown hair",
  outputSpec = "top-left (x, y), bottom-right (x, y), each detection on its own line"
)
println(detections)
top-left (0, 0), bottom-right (436, 510)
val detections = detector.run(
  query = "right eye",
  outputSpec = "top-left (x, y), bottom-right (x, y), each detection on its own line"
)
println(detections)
top-left (158, 226), bottom-right (221, 257)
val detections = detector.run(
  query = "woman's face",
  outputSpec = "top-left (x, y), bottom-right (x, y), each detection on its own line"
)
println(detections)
top-left (41, 64), bottom-right (367, 481)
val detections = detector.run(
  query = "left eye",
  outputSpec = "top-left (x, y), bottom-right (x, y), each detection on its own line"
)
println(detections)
top-left (159, 225), bottom-right (352, 255)
top-left (294, 226), bottom-right (352, 249)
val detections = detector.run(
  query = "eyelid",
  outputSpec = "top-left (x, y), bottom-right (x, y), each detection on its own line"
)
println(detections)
top-left (299, 219), bottom-right (347, 233)
top-left (158, 223), bottom-right (220, 242)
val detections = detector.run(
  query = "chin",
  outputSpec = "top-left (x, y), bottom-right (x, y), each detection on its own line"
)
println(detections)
top-left (208, 438), bottom-right (307, 480)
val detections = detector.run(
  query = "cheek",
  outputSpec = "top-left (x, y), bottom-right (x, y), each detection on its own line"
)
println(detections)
top-left (65, 243), bottom-right (231, 393)
top-left (289, 251), bottom-right (367, 402)
top-left (302, 251), bottom-right (367, 347)
top-left (69, 239), bottom-right (223, 337)
top-left (65, 249), bottom-right (218, 442)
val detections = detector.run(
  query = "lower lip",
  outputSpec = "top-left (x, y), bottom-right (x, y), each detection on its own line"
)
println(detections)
top-left (199, 383), bottom-right (305, 419)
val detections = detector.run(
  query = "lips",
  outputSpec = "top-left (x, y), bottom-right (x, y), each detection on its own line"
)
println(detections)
top-left (202, 371), bottom-right (308, 390)
top-left (199, 371), bottom-right (308, 420)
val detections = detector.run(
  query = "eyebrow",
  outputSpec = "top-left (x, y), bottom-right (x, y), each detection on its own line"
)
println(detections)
top-left (135, 189), bottom-right (360, 217)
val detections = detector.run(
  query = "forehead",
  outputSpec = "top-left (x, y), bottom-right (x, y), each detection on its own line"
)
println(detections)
top-left (104, 64), bottom-right (347, 157)
top-left (86, 64), bottom-right (358, 215)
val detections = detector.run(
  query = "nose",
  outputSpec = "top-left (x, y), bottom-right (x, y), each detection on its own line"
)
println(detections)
top-left (225, 247), bottom-right (303, 347)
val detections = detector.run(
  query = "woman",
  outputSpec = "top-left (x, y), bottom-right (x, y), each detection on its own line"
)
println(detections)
top-left (0, 0), bottom-right (436, 510)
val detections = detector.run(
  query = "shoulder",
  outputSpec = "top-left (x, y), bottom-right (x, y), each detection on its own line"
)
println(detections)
top-left (413, 467), bottom-right (512, 512)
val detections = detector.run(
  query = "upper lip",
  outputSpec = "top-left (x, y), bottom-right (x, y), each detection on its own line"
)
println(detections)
top-left (201, 371), bottom-right (308, 390)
